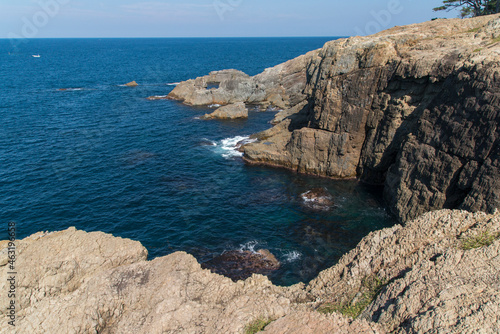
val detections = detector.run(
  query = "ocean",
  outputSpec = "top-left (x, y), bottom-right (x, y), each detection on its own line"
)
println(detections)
top-left (0, 37), bottom-right (395, 286)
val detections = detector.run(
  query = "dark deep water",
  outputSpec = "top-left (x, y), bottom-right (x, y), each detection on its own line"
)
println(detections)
top-left (0, 37), bottom-right (396, 285)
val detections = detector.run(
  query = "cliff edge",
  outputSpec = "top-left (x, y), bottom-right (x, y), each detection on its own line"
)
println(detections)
top-left (1, 210), bottom-right (499, 333)
top-left (168, 15), bottom-right (500, 222)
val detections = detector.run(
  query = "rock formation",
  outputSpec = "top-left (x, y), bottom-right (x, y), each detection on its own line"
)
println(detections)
top-left (169, 15), bottom-right (500, 222)
top-left (201, 102), bottom-right (248, 120)
top-left (202, 248), bottom-right (280, 281)
top-left (124, 81), bottom-right (138, 87)
top-left (1, 210), bottom-right (499, 333)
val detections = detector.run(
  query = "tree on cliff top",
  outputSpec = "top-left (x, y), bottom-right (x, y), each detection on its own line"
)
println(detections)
top-left (434, 0), bottom-right (500, 17)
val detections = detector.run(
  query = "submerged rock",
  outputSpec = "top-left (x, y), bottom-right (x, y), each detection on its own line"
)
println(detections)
top-left (301, 188), bottom-right (334, 210)
top-left (201, 102), bottom-right (248, 120)
top-left (201, 249), bottom-right (280, 281)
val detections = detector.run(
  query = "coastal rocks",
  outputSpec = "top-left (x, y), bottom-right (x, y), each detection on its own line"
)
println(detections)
top-left (1, 210), bottom-right (499, 332)
top-left (201, 102), bottom-right (248, 120)
top-left (0, 228), bottom-right (306, 334)
top-left (307, 209), bottom-right (500, 333)
top-left (301, 188), bottom-right (334, 210)
top-left (124, 81), bottom-right (138, 87)
top-left (202, 249), bottom-right (280, 281)
top-left (241, 14), bottom-right (500, 222)
top-left (167, 50), bottom-right (319, 109)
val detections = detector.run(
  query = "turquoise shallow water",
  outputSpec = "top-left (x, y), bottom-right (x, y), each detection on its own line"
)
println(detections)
top-left (0, 37), bottom-right (396, 285)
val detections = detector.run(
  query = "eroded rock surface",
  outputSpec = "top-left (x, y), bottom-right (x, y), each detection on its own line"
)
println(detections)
top-left (168, 16), bottom-right (500, 222)
top-left (243, 15), bottom-right (500, 222)
top-left (1, 210), bottom-right (499, 333)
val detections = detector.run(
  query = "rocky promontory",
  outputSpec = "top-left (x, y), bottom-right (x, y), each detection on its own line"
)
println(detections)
top-left (2, 209), bottom-right (499, 333)
top-left (169, 15), bottom-right (500, 223)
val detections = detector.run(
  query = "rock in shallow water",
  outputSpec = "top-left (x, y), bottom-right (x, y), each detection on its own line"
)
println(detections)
top-left (301, 187), bottom-right (334, 210)
top-left (201, 249), bottom-right (280, 281)
top-left (201, 102), bottom-right (248, 120)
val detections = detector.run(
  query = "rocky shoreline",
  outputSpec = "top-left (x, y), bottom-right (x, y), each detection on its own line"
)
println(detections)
top-left (168, 14), bottom-right (500, 223)
top-left (3, 15), bottom-right (500, 334)
top-left (1, 209), bottom-right (499, 333)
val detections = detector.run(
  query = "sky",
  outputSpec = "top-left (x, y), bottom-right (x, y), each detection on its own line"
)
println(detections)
top-left (1, 0), bottom-right (461, 38)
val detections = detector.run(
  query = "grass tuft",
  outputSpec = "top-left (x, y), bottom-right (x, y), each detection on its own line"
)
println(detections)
top-left (466, 27), bottom-right (481, 33)
top-left (461, 231), bottom-right (500, 250)
top-left (473, 48), bottom-right (483, 53)
top-left (317, 275), bottom-right (387, 319)
top-left (244, 318), bottom-right (273, 334)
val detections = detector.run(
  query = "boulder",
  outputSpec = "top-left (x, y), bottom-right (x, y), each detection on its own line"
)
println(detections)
top-left (201, 102), bottom-right (248, 120)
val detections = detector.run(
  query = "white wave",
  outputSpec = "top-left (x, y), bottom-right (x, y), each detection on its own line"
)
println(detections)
top-left (58, 88), bottom-right (84, 91)
top-left (167, 82), bottom-right (180, 86)
top-left (220, 135), bottom-right (257, 158)
top-left (208, 104), bottom-right (221, 108)
top-left (238, 240), bottom-right (259, 253)
top-left (283, 251), bottom-right (302, 263)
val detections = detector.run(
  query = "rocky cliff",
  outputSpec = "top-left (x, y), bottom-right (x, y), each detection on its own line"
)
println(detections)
top-left (2, 210), bottom-right (499, 333)
top-left (168, 15), bottom-right (500, 222)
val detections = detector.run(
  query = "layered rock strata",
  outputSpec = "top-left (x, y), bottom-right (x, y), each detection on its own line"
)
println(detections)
top-left (1, 210), bottom-right (499, 333)
top-left (168, 15), bottom-right (500, 222)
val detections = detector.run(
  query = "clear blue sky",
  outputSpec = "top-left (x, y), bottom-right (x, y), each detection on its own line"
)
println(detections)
top-left (1, 0), bottom-right (460, 38)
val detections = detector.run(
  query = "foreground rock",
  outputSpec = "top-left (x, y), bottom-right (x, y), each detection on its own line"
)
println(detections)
top-left (170, 15), bottom-right (500, 222)
top-left (1, 209), bottom-right (499, 333)
top-left (201, 102), bottom-right (248, 120)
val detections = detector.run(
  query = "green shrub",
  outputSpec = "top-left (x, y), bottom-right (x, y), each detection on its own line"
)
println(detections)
top-left (244, 318), bottom-right (273, 334)
top-left (461, 231), bottom-right (500, 250)
top-left (317, 275), bottom-right (387, 319)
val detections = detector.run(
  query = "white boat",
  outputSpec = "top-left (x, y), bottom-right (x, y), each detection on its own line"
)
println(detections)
top-left (32, 54), bottom-right (41, 58)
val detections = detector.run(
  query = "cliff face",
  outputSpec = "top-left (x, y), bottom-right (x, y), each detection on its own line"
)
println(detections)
top-left (2, 210), bottom-right (499, 333)
top-left (218, 15), bottom-right (500, 222)
top-left (240, 15), bottom-right (500, 222)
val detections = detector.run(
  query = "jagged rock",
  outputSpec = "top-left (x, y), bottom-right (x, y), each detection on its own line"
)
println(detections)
top-left (124, 81), bottom-right (138, 87)
top-left (168, 50), bottom-right (317, 109)
top-left (1, 210), bottom-right (498, 333)
top-left (241, 14), bottom-right (500, 222)
top-left (308, 209), bottom-right (500, 333)
top-left (201, 249), bottom-right (280, 281)
top-left (201, 102), bottom-right (248, 120)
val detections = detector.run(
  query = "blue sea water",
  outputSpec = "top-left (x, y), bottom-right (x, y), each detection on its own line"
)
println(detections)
top-left (0, 37), bottom-right (395, 286)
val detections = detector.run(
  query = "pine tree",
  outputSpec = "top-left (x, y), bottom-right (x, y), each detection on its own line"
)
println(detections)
top-left (433, 0), bottom-right (500, 17)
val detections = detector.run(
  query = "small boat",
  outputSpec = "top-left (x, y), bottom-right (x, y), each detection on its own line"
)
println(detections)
top-left (32, 54), bottom-right (41, 58)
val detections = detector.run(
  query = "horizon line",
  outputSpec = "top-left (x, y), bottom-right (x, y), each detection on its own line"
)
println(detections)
top-left (1, 35), bottom-right (347, 40)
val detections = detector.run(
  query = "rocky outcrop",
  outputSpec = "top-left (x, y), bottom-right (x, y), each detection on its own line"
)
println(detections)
top-left (308, 209), bottom-right (500, 333)
top-left (2, 210), bottom-right (499, 333)
top-left (168, 15), bottom-right (500, 222)
top-left (124, 81), bottom-right (138, 87)
top-left (201, 102), bottom-right (248, 120)
top-left (240, 15), bottom-right (500, 222)
top-left (167, 49), bottom-right (317, 110)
